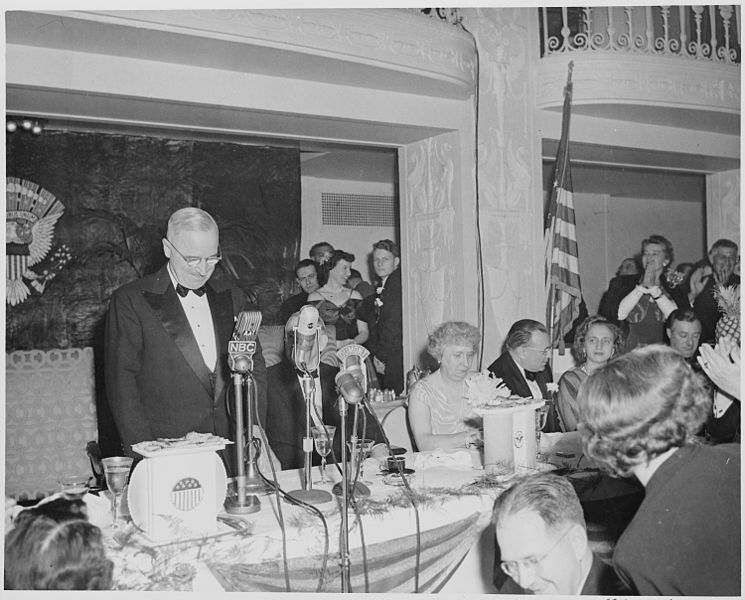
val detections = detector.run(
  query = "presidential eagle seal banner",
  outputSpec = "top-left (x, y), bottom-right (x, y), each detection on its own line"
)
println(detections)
top-left (6, 177), bottom-right (67, 306)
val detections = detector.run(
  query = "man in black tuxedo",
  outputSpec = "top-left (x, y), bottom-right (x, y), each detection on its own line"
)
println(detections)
top-left (104, 207), bottom-right (269, 474)
top-left (279, 259), bottom-right (320, 325)
top-left (363, 239), bottom-right (404, 394)
top-left (487, 319), bottom-right (553, 401)
top-left (266, 312), bottom-right (340, 470)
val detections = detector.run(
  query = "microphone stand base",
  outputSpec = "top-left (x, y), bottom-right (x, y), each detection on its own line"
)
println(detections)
top-left (225, 494), bottom-right (261, 515)
top-left (287, 488), bottom-right (333, 505)
top-left (332, 481), bottom-right (371, 498)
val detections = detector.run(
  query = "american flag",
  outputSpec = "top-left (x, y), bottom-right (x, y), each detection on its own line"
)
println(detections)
top-left (545, 62), bottom-right (582, 353)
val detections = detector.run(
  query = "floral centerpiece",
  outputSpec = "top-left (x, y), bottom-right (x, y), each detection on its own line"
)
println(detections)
top-left (464, 370), bottom-right (512, 408)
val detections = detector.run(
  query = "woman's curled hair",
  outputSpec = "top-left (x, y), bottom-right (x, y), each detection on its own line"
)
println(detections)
top-left (427, 321), bottom-right (481, 361)
top-left (577, 345), bottom-right (710, 477)
top-left (5, 498), bottom-right (113, 590)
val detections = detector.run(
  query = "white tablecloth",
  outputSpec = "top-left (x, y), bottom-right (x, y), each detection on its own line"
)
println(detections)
top-left (99, 449), bottom-right (516, 592)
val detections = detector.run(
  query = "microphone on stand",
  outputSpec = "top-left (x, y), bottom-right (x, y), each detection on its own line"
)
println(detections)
top-left (288, 305), bottom-right (332, 505)
top-left (335, 369), bottom-right (365, 404)
top-left (226, 310), bottom-right (270, 514)
top-left (228, 311), bottom-right (257, 374)
top-left (332, 369), bottom-right (370, 499)
top-left (293, 304), bottom-right (321, 374)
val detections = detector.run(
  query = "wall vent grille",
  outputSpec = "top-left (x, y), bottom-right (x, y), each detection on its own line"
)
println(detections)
top-left (321, 193), bottom-right (396, 227)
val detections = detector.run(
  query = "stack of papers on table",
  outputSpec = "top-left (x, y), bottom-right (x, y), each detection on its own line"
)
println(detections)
top-left (132, 432), bottom-right (231, 458)
top-left (413, 449), bottom-right (477, 470)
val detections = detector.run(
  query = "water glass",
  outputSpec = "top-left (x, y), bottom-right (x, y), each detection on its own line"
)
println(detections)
top-left (311, 425), bottom-right (335, 484)
top-left (101, 456), bottom-right (133, 528)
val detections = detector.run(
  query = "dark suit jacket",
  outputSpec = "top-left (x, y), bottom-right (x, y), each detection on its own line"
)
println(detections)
top-left (266, 360), bottom-right (340, 470)
top-left (487, 351), bottom-right (553, 400)
top-left (266, 358), bottom-right (386, 470)
top-left (498, 554), bottom-right (629, 595)
top-left (279, 291), bottom-right (309, 326)
top-left (693, 273), bottom-right (740, 344)
top-left (362, 268), bottom-right (404, 394)
top-left (104, 264), bottom-right (267, 473)
top-left (487, 350), bottom-right (558, 434)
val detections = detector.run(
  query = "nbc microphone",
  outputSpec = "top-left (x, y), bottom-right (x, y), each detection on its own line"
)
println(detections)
top-left (293, 304), bottom-right (320, 373)
top-left (335, 369), bottom-right (365, 404)
top-left (228, 311), bottom-right (262, 374)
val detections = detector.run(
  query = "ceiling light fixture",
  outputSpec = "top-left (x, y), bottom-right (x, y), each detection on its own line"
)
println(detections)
top-left (6, 116), bottom-right (46, 135)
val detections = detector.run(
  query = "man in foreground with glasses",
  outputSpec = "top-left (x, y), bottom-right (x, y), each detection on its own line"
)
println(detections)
top-left (494, 473), bottom-right (627, 595)
top-left (105, 207), bottom-right (269, 475)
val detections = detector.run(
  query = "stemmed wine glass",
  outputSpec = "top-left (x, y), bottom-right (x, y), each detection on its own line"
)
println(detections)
top-left (535, 406), bottom-right (549, 462)
top-left (311, 425), bottom-right (335, 484)
top-left (347, 439), bottom-right (375, 481)
top-left (101, 456), bottom-right (133, 528)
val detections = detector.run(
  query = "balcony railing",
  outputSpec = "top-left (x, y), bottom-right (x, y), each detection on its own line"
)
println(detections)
top-left (540, 6), bottom-right (741, 64)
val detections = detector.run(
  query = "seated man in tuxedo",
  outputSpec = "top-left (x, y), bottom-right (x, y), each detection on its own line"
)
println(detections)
top-left (494, 473), bottom-right (629, 595)
top-left (266, 308), bottom-right (385, 470)
top-left (266, 310), bottom-right (340, 470)
top-left (488, 319), bottom-right (553, 401)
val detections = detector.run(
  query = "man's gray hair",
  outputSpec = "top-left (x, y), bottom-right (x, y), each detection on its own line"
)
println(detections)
top-left (493, 473), bottom-right (586, 532)
top-left (167, 207), bottom-right (218, 239)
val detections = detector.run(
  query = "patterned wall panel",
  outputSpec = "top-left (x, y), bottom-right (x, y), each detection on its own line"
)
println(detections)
top-left (403, 134), bottom-right (458, 364)
top-left (462, 7), bottom-right (545, 362)
top-left (5, 347), bottom-right (97, 500)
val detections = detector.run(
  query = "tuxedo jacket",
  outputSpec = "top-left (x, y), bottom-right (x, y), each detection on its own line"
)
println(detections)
top-left (363, 268), bottom-right (404, 394)
top-left (487, 351), bottom-right (553, 399)
top-left (104, 264), bottom-right (268, 465)
top-left (279, 291), bottom-right (309, 327)
top-left (265, 360), bottom-right (339, 470)
top-left (266, 358), bottom-right (386, 470)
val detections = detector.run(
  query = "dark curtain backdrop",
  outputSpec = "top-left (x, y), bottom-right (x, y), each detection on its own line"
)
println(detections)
top-left (6, 130), bottom-right (301, 455)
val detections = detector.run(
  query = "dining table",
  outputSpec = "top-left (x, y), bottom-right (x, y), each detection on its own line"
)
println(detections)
top-left (87, 446), bottom-right (554, 593)
top-left (81, 432), bottom-right (642, 593)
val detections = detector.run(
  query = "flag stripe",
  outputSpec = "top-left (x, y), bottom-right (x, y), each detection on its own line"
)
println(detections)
top-left (545, 64), bottom-right (582, 350)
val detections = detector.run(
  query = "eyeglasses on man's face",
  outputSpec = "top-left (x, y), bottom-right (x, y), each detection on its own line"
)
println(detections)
top-left (500, 526), bottom-right (571, 579)
top-left (165, 238), bottom-right (222, 268)
top-left (525, 346), bottom-right (551, 356)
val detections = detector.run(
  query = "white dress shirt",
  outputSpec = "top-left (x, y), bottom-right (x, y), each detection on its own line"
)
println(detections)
top-left (515, 361), bottom-right (543, 399)
top-left (168, 265), bottom-right (217, 371)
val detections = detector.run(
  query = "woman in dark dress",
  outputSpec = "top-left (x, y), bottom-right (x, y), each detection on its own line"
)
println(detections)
top-left (307, 249), bottom-right (369, 351)
top-left (599, 234), bottom-right (688, 351)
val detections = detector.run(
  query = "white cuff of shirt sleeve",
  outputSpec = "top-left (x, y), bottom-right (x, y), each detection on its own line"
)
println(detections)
top-left (618, 286), bottom-right (645, 320)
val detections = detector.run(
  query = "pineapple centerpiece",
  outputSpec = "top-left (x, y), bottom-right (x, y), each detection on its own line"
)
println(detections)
top-left (714, 284), bottom-right (740, 345)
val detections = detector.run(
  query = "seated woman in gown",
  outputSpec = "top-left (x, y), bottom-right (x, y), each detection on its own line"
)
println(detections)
top-left (556, 315), bottom-right (624, 432)
top-left (599, 234), bottom-right (688, 351)
top-left (408, 321), bottom-right (482, 451)
top-left (307, 249), bottom-right (369, 352)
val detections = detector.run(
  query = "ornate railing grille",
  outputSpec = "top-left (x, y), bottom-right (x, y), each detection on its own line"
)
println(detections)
top-left (540, 6), bottom-right (741, 64)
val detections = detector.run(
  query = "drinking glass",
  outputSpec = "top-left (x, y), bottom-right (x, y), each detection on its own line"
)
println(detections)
top-left (101, 456), bottom-right (133, 528)
top-left (311, 425), bottom-right (335, 484)
top-left (58, 476), bottom-right (90, 499)
top-left (536, 406), bottom-right (549, 461)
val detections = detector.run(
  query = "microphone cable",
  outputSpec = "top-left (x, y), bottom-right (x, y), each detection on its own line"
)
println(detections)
top-left (361, 395), bottom-right (421, 593)
top-left (347, 406), bottom-right (370, 593)
top-left (250, 386), bottom-right (331, 593)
